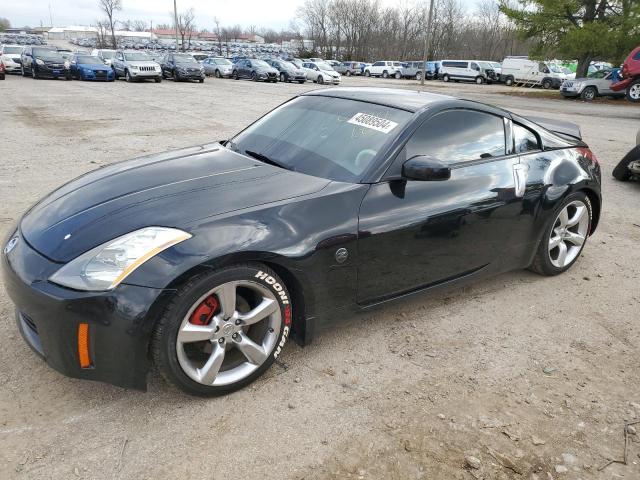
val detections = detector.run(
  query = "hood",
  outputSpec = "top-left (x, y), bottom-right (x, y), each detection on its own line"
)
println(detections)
top-left (257, 66), bottom-right (278, 73)
top-left (128, 60), bottom-right (159, 67)
top-left (20, 144), bottom-right (330, 262)
top-left (2, 53), bottom-right (21, 60)
top-left (78, 63), bottom-right (110, 71)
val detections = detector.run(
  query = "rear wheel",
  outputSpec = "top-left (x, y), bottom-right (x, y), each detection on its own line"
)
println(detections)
top-left (251, 72), bottom-right (258, 82)
top-left (364, 70), bottom-right (370, 77)
top-left (151, 264), bottom-right (292, 396)
top-left (280, 73), bottom-right (286, 82)
top-left (475, 76), bottom-right (484, 84)
top-left (442, 74), bottom-right (450, 82)
top-left (541, 79), bottom-right (552, 89)
top-left (215, 69), bottom-right (221, 78)
top-left (233, 70), bottom-right (239, 80)
top-left (415, 71), bottom-right (422, 81)
top-left (505, 76), bottom-right (514, 86)
top-left (394, 71), bottom-right (401, 79)
top-left (346, 70), bottom-right (351, 76)
top-left (580, 86), bottom-right (597, 101)
top-left (317, 75), bottom-right (324, 84)
top-left (382, 70), bottom-right (389, 78)
top-left (626, 79), bottom-right (640, 103)
top-left (529, 192), bottom-right (591, 276)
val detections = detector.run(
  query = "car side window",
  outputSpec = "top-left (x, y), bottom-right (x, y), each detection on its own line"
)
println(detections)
top-left (406, 110), bottom-right (506, 163)
top-left (634, 50), bottom-right (640, 60)
top-left (471, 62), bottom-right (479, 71)
top-left (513, 124), bottom-right (540, 153)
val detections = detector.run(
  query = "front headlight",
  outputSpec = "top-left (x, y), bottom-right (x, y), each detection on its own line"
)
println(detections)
top-left (35, 58), bottom-right (45, 65)
top-left (49, 227), bottom-right (191, 291)
top-left (131, 65), bottom-right (139, 70)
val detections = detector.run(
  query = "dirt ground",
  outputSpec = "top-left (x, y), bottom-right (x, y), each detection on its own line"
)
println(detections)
top-left (1, 65), bottom-right (639, 480)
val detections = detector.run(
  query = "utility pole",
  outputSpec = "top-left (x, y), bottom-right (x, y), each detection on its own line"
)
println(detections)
top-left (420, 0), bottom-right (435, 87)
top-left (173, 0), bottom-right (180, 51)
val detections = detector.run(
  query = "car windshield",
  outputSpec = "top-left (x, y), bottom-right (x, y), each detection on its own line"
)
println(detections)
top-left (101, 50), bottom-right (115, 58)
top-left (124, 52), bottom-right (149, 61)
top-left (316, 61), bottom-right (334, 71)
top-left (479, 61), bottom-right (492, 69)
top-left (251, 59), bottom-right (270, 68)
top-left (3, 46), bottom-right (22, 54)
top-left (229, 96), bottom-right (412, 183)
top-left (215, 59), bottom-right (231, 65)
top-left (547, 64), bottom-right (562, 73)
top-left (33, 48), bottom-right (64, 60)
top-left (491, 62), bottom-right (501, 68)
top-left (174, 54), bottom-right (198, 65)
top-left (76, 56), bottom-right (103, 64)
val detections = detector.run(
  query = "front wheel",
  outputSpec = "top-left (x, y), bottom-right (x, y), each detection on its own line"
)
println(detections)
top-left (542, 79), bottom-right (552, 89)
top-left (394, 71), bottom-right (401, 79)
top-left (415, 71), bottom-right (422, 81)
top-left (442, 74), bottom-right (450, 82)
top-left (364, 70), bottom-right (370, 77)
top-left (215, 69), bottom-right (221, 78)
top-left (505, 76), bottom-right (514, 86)
top-left (151, 264), bottom-right (292, 396)
top-left (626, 79), bottom-right (640, 103)
top-left (251, 72), bottom-right (257, 82)
top-left (346, 70), bottom-right (351, 76)
top-left (475, 76), bottom-right (484, 85)
top-left (580, 86), bottom-right (597, 101)
top-left (382, 70), bottom-right (389, 78)
top-left (155, 77), bottom-right (162, 83)
top-left (529, 192), bottom-right (592, 276)
top-left (233, 70), bottom-right (239, 80)
top-left (125, 70), bottom-right (133, 82)
top-left (172, 70), bottom-right (180, 82)
top-left (280, 73), bottom-right (286, 82)
top-left (317, 75), bottom-right (324, 84)
top-left (199, 78), bottom-right (204, 83)
top-left (612, 145), bottom-right (640, 181)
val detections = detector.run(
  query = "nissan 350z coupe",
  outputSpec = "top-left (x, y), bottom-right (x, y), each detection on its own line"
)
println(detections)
top-left (2, 88), bottom-right (602, 396)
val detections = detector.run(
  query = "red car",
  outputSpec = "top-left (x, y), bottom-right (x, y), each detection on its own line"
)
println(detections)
top-left (611, 45), bottom-right (640, 102)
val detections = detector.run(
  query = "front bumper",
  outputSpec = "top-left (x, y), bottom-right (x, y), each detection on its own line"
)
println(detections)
top-left (560, 87), bottom-right (580, 97)
top-left (3, 61), bottom-right (20, 72)
top-left (2, 231), bottom-right (169, 390)
top-left (130, 69), bottom-right (161, 78)
top-left (177, 70), bottom-right (205, 80)
top-left (81, 70), bottom-right (114, 81)
top-left (36, 65), bottom-right (70, 78)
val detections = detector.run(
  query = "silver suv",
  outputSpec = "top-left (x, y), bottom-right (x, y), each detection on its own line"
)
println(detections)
top-left (111, 50), bottom-right (162, 83)
top-left (561, 68), bottom-right (625, 101)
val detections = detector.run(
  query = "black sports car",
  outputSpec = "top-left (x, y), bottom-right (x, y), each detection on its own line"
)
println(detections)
top-left (2, 88), bottom-right (601, 396)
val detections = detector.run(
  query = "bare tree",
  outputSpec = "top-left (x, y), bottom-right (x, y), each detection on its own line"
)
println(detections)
top-left (98, 0), bottom-right (122, 49)
top-left (175, 7), bottom-right (196, 50)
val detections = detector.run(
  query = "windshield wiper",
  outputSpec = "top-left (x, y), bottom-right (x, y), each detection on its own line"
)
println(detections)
top-left (244, 150), bottom-right (290, 170)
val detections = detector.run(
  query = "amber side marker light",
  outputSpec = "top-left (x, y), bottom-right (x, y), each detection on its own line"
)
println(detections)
top-left (77, 323), bottom-right (92, 368)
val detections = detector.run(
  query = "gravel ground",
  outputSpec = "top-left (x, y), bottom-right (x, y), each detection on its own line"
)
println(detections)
top-left (1, 68), bottom-right (639, 480)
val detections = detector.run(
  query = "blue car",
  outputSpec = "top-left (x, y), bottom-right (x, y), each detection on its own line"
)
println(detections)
top-left (70, 54), bottom-right (115, 81)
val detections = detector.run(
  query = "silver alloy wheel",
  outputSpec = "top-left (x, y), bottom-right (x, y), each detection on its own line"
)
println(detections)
top-left (630, 84), bottom-right (640, 101)
top-left (176, 280), bottom-right (281, 386)
top-left (548, 200), bottom-right (589, 268)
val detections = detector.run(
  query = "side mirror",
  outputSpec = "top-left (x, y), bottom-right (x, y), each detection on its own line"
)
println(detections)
top-left (402, 156), bottom-right (451, 181)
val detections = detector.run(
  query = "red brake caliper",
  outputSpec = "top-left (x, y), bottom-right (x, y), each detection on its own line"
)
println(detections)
top-left (189, 295), bottom-right (219, 326)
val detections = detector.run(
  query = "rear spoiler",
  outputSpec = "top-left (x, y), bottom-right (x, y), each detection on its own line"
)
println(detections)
top-left (525, 116), bottom-right (582, 141)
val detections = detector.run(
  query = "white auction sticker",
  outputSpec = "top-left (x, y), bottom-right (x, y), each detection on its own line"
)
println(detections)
top-left (347, 112), bottom-right (398, 134)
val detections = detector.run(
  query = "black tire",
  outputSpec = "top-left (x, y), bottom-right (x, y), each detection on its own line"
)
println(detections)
top-left (298, 80), bottom-right (305, 84)
top-left (475, 76), bottom-right (484, 85)
top-left (251, 72), bottom-right (258, 82)
top-left (21, 66), bottom-right (27, 77)
top-left (580, 86), bottom-right (597, 101)
top-left (346, 70), bottom-right (351, 76)
top-left (125, 69), bottom-right (132, 82)
top-left (442, 74), bottom-right (450, 82)
top-left (394, 71), bottom-right (401, 79)
top-left (113, 67), bottom-right (119, 80)
top-left (317, 75), bottom-right (324, 84)
top-left (626, 79), bottom-right (640, 103)
top-left (612, 145), bottom-right (640, 181)
top-left (65, 73), bottom-right (71, 81)
top-left (505, 76), bottom-right (514, 86)
top-left (151, 263), bottom-right (292, 396)
top-left (364, 70), bottom-right (370, 77)
top-left (529, 192), bottom-right (592, 276)
top-left (32, 67), bottom-right (37, 79)
top-left (382, 70), bottom-right (389, 78)
top-left (199, 78), bottom-right (204, 83)
top-left (172, 70), bottom-right (180, 82)
top-left (215, 69), bottom-right (221, 78)
top-left (541, 79), bottom-right (552, 89)
top-left (155, 77), bottom-right (162, 83)
top-left (415, 71), bottom-right (422, 81)
top-left (233, 70), bottom-right (239, 80)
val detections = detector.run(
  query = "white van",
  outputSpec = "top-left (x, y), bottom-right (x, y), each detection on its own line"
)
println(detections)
top-left (500, 57), bottom-right (567, 89)
top-left (438, 60), bottom-right (496, 84)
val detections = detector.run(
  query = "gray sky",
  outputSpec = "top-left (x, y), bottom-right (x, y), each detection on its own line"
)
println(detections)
top-left (5, 0), bottom-right (477, 32)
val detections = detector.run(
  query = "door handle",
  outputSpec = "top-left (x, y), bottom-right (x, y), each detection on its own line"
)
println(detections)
top-left (513, 164), bottom-right (528, 198)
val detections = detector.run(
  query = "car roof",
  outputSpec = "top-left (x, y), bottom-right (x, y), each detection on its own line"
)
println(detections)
top-left (301, 87), bottom-right (455, 113)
